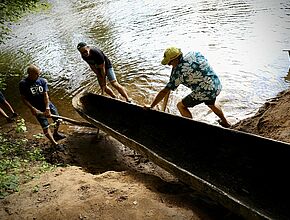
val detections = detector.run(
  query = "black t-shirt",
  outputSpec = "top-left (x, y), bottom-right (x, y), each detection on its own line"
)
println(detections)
top-left (82, 47), bottom-right (112, 69)
top-left (19, 77), bottom-right (49, 111)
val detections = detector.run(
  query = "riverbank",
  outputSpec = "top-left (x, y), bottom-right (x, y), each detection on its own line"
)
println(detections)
top-left (232, 88), bottom-right (290, 143)
top-left (0, 88), bottom-right (290, 220)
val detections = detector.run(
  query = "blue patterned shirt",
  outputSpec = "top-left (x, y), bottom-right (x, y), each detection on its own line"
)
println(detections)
top-left (166, 51), bottom-right (222, 101)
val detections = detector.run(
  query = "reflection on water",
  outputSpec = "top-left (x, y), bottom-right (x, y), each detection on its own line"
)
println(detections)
top-left (0, 0), bottom-right (289, 125)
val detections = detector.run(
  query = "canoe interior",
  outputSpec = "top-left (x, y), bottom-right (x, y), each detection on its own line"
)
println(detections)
top-left (73, 92), bottom-right (290, 220)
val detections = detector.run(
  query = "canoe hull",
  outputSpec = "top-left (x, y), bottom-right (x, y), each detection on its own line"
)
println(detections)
top-left (73, 91), bottom-right (290, 220)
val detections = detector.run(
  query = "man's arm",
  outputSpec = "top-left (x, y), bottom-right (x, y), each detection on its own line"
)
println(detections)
top-left (147, 87), bottom-right (171, 109)
top-left (89, 63), bottom-right (106, 80)
top-left (43, 92), bottom-right (51, 117)
top-left (89, 62), bottom-right (107, 93)
top-left (20, 95), bottom-right (40, 116)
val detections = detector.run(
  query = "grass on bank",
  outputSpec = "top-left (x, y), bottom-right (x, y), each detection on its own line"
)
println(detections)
top-left (0, 118), bottom-right (55, 199)
top-left (0, 1), bottom-right (56, 198)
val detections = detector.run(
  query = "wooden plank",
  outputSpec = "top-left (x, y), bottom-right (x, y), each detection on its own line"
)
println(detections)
top-left (51, 114), bottom-right (96, 128)
top-left (37, 112), bottom-right (96, 128)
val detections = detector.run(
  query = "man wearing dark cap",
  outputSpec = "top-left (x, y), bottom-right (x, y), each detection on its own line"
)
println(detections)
top-left (77, 42), bottom-right (131, 102)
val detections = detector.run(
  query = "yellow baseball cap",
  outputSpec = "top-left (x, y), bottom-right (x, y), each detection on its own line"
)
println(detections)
top-left (161, 47), bottom-right (182, 65)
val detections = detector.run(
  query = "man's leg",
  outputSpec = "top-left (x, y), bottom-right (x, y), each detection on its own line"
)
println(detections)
top-left (43, 127), bottom-right (64, 150)
top-left (208, 104), bottom-right (231, 128)
top-left (50, 104), bottom-right (66, 141)
top-left (0, 93), bottom-right (14, 122)
top-left (37, 109), bottom-right (60, 145)
top-left (0, 107), bottom-right (14, 122)
top-left (3, 100), bottom-right (17, 116)
top-left (103, 85), bottom-right (117, 98)
top-left (106, 68), bottom-right (130, 102)
top-left (177, 94), bottom-right (201, 119)
top-left (110, 81), bottom-right (130, 102)
top-left (177, 101), bottom-right (192, 118)
top-left (43, 127), bottom-right (58, 146)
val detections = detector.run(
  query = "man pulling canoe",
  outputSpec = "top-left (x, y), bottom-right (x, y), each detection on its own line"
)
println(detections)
top-left (145, 47), bottom-right (231, 128)
top-left (77, 42), bottom-right (131, 103)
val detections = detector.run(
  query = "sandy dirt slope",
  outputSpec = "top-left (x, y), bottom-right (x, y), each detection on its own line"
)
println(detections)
top-left (1, 89), bottom-right (290, 220)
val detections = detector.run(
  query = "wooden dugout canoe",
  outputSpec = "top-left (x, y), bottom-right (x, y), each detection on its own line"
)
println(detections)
top-left (72, 91), bottom-right (290, 220)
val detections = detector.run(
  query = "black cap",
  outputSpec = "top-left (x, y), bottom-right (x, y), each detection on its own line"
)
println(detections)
top-left (77, 42), bottom-right (87, 50)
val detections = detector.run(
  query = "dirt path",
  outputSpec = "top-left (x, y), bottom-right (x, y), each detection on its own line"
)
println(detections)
top-left (0, 121), bottom-right (235, 220)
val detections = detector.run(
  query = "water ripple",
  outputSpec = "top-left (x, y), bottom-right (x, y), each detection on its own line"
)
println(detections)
top-left (0, 0), bottom-right (289, 123)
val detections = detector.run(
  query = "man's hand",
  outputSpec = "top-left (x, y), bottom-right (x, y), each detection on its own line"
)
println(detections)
top-left (31, 107), bottom-right (41, 116)
top-left (44, 108), bottom-right (51, 118)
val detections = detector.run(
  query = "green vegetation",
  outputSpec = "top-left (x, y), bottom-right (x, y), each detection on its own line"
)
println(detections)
top-left (0, 0), bottom-right (50, 44)
top-left (0, 0), bottom-right (50, 90)
top-left (0, 118), bottom-right (55, 198)
top-left (0, 0), bottom-right (56, 199)
top-left (0, 49), bottom-right (33, 91)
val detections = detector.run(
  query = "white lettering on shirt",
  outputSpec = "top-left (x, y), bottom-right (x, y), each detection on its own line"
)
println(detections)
top-left (30, 85), bottom-right (44, 95)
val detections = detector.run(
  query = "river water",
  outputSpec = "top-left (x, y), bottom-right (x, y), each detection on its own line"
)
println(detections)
top-left (0, 0), bottom-right (289, 125)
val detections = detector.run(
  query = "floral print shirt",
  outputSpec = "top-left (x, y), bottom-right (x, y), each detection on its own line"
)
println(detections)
top-left (166, 51), bottom-right (222, 101)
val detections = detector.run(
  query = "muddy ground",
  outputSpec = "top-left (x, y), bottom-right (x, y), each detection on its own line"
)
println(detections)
top-left (1, 89), bottom-right (290, 220)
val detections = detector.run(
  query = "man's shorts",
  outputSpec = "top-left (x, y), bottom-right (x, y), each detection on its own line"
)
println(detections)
top-left (182, 95), bottom-right (216, 107)
top-left (0, 91), bottom-right (6, 104)
top-left (106, 68), bottom-right (117, 82)
top-left (36, 103), bottom-right (59, 129)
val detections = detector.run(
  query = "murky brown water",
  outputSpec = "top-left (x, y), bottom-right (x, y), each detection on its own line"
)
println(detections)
top-left (0, 0), bottom-right (289, 125)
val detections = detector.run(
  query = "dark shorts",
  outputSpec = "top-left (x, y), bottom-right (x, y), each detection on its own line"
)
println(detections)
top-left (182, 95), bottom-right (216, 107)
top-left (36, 103), bottom-right (59, 129)
top-left (0, 91), bottom-right (6, 104)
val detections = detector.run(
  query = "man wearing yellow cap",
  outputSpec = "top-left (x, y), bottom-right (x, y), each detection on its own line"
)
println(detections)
top-left (146, 47), bottom-right (231, 128)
